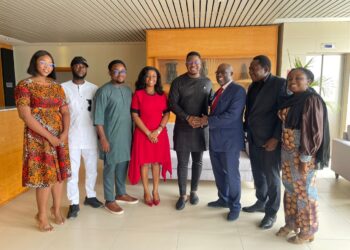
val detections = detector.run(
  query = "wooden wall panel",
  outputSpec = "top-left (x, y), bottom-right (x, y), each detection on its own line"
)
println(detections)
top-left (146, 26), bottom-right (279, 122)
top-left (0, 109), bottom-right (27, 205)
top-left (147, 26), bottom-right (278, 59)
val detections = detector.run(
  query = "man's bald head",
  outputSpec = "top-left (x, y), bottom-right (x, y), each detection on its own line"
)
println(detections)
top-left (216, 63), bottom-right (233, 86)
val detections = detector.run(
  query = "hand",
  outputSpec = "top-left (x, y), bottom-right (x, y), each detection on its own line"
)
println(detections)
top-left (200, 115), bottom-right (208, 128)
top-left (187, 116), bottom-right (201, 128)
top-left (148, 131), bottom-right (159, 143)
top-left (100, 137), bottom-right (110, 153)
top-left (299, 162), bottom-right (310, 175)
top-left (263, 138), bottom-right (278, 151)
top-left (59, 132), bottom-right (68, 143)
top-left (48, 135), bottom-right (61, 147)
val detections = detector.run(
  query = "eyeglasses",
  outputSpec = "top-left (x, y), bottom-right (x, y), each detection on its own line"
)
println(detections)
top-left (86, 99), bottom-right (92, 112)
top-left (112, 69), bottom-right (127, 75)
top-left (39, 60), bottom-right (55, 68)
top-left (186, 60), bottom-right (201, 66)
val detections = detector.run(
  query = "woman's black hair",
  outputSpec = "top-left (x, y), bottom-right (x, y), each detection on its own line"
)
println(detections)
top-left (135, 66), bottom-right (163, 95)
top-left (27, 50), bottom-right (56, 79)
top-left (287, 67), bottom-right (315, 82)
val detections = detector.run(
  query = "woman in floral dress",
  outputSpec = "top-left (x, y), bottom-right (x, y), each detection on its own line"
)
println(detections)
top-left (15, 50), bottom-right (71, 232)
top-left (276, 67), bottom-right (329, 244)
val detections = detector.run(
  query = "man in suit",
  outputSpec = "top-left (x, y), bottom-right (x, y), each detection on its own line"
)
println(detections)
top-left (204, 63), bottom-right (246, 221)
top-left (169, 51), bottom-right (212, 210)
top-left (243, 55), bottom-right (286, 229)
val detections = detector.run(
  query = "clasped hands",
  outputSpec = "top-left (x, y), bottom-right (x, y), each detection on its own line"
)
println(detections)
top-left (187, 115), bottom-right (208, 128)
top-left (147, 130), bottom-right (160, 144)
top-left (48, 133), bottom-right (68, 148)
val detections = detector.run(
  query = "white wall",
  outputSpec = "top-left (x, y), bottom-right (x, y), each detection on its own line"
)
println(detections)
top-left (13, 42), bottom-right (146, 87)
top-left (281, 21), bottom-right (350, 76)
top-left (281, 21), bottom-right (350, 138)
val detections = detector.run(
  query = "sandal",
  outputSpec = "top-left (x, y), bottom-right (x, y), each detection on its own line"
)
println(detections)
top-left (50, 207), bottom-right (65, 225)
top-left (144, 193), bottom-right (153, 207)
top-left (152, 191), bottom-right (160, 206)
top-left (276, 226), bottom-right (297, 237)
top-left (35, 214), bottom-right (53, 232)
top-left (287, 235), bottom-right (314, 244)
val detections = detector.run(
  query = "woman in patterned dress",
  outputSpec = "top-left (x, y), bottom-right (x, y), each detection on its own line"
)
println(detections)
top-left (15, 50), bottom-right (71, 232)
top-left (276, 68), bottom-right (329, 244)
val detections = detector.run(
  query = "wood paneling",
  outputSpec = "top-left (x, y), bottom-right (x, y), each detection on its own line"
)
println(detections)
top-left (0, 43), bottom-right (13, 107)
top-left (146, 26), bottom-right (278, 72)
top-left (0, 109), bottom-right (27, 205)
top-left (146, 26), bottom-right (278, 122)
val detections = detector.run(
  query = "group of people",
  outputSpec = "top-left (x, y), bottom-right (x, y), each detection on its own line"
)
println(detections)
top-left (14, 49), bottom-right (329, 245)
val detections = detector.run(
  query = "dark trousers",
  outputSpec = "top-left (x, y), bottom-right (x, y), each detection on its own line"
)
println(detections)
top-left (176, 151), bottom-right (203, 196)
top-left (248, 140), bottom-right (281, 216)
top-left (210, 150), bottom-right (241, 212)
top-left (103, 161), bottom-right (128, 202)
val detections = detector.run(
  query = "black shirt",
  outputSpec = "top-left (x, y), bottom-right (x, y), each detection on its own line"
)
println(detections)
top-left (246, 73), bottom-right (271, 115)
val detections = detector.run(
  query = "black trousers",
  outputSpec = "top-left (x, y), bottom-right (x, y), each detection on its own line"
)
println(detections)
top-left (248, 140), bottom-right (281, 216)
top-left (176, 151), bottom-right (203, 196)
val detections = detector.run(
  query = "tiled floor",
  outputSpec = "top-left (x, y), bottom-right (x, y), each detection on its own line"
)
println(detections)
top-left (0, 167), bottom-right (350, 250)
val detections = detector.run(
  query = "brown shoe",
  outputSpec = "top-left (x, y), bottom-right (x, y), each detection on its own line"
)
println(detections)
top-left (104, 201), bottom-right (124, 215)
top-left (116, 194), bottom-right (139, 204)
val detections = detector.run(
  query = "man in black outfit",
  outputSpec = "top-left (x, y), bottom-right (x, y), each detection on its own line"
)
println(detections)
top-left (243, 55), bottom-right (286, 229)
top-left (169, 51), bottom-right (212, 210)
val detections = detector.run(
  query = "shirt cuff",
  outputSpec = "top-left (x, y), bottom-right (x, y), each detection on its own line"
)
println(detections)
top-left (300, 154), bottom-right (312, 163)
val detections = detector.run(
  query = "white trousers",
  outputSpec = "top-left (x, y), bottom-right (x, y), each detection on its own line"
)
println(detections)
top-left (67, 148), bottom-right (99, 205)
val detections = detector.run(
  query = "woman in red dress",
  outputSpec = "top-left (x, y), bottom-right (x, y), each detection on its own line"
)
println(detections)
top-left (129, 66), bottom-right (171, 206)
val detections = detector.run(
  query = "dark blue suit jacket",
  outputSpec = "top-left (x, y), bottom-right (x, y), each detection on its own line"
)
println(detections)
top-left (208, 82), bottom-right (246, 152)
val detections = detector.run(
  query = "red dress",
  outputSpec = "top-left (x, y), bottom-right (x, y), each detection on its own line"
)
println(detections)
top-left (128, 90), bottom-right (172, 184)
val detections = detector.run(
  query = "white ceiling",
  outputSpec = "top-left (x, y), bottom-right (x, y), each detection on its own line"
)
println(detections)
top-left (0, 0), bottom-right (350, 43)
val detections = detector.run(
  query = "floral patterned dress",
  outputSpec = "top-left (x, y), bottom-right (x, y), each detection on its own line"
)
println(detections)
top-left (15, 78), bottom-right (71, 188)
top-left (278, 95), bottom-right (324, 238)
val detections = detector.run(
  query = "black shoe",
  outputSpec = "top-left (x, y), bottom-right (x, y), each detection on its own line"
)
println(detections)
top-left (227, 211), bottom-right (240, 221)
top-left (207, 199), bottom-right (229, 208)
top-left (259, 215), bottom-right (277, 229)
top-left (175, 197), bottom-right (187, 210)
top-left (84, 197), bottom-right (103, 208)
top-left (189, 192), bottom-right (199, 205)
top-left (242, 201), bottom-right (265, 213)
top-left (67, 204), bottom-right (80, 219)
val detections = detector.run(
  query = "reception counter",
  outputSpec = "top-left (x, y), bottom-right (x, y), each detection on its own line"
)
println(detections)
top-left (0, 107), bottom-right (27, 205)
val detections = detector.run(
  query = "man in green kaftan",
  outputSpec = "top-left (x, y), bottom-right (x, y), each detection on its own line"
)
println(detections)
top-left (94, 60), bottom-right (138, 215)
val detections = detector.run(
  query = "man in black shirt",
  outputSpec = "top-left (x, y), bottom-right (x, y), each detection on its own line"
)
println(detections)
top-left (243, 55), bottom-right (286, 229)
top-left (169, 51), bottom-right (212, 210)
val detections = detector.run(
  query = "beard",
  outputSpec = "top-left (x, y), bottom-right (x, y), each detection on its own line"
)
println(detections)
top-left (72, 72), bottom-right (87, 80)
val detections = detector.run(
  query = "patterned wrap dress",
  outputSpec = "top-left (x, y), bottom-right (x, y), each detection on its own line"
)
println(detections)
top-left (278, 94), bottom-right (324, 238)
top-left (15, 79), bottom-right (71, 188)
